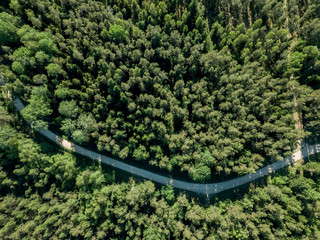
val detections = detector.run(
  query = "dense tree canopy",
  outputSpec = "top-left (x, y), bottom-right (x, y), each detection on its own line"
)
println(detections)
top-left (1, 0), bottom-right (320, 238)
top-left (0, 0), bottom-right (320, 182)
top-left (1, 103), bottom-right (320, 239)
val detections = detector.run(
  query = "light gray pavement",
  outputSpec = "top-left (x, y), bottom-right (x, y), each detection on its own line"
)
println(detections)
top-left (10, 96), bottom-right (320, 196)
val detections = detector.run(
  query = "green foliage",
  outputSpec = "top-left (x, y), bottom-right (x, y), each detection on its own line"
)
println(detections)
top-left (189, 163), bottom-right (211, 183)
top-left (58, 100), bottom-right (79, 118)
top-left (72, 130), bottom-right (87, 144)
top-left (143, 226), bottom-right (166, 240)
top-left (1, 121), bottom-right (320, 239)
top-left (200, 149), bottom-right (216, 167)
top-left (13, 47), bottom-right (33, 68)
top-left (300, 160), bottom-right (320, 174)
top-left (35, 51), bottom-right (50, 64)
top-left (61, 118), bottom-right (76, 136)
top-left (45, 63), bottom-right (66, 79)
top-left (0, 12), bottom-right (18, 44)
top-left (160, 185), bottom-right (175, 203)
top-left (32, 74), bottom-right (47, 85)
top-left (109, 24), bottom-right (127, 43)
top-left (21, 86), bottom-right (52, 130)
top-left (1, 0), bottom-right (320, 182)
top-left (38, 37), bottom-right (58, 54)
top-left (1, 0), bottom-right (320, 238)
top-left (119, 146), bottom-right (129, 159)
top-left (133, 145), bottom-right (149, 161)
top-left (11, 61), bottom-right (24, 74)
top-left (77, 113), bottom-right (96, 133)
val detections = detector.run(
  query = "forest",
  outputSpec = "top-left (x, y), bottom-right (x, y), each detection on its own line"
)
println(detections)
top-left (1, 96), bottom-right (320, 239)
top-left (1, 0), bottom-right (320, 238)
top-left (1, 0), bottom-right (320, 182)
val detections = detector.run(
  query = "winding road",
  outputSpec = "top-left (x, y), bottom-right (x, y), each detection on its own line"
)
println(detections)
top-left (1, 75), bottom-right (320, 196)
top-left (9, 97), bottom-right (320, 196)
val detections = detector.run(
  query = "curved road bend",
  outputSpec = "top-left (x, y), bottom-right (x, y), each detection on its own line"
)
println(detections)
top-left (10, 96), bottom-right (320, 196)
